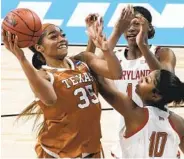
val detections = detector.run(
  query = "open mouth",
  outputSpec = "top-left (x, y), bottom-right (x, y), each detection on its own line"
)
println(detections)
top-left (58, 43), bottom-right (67, 49)
top-left (127, 35), bottom-right (137, 39)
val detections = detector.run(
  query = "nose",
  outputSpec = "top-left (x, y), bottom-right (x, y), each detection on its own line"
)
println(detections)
top-left (127, 25), bottom-right (136, 33)
top-left (57, 35), bottom-right (66, 42)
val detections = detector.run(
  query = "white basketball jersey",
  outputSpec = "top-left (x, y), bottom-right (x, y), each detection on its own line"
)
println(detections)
top-left (120, 107), bottom-right (180, 158)
top-left (114, 46), bottom-right (157, 107)
top-left (111, 46), bottom-right (159, 157)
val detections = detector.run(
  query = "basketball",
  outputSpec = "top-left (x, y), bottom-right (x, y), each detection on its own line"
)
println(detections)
top-left (2, 8), bottom-right (42, 48)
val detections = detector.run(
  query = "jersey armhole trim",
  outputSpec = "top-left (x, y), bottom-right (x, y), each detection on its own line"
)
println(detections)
top-left (81, 62), bottom-right (90, 71)
top-left (124, 108), bottom-right (149, 138)
top-left (168, 117), bottom-right (182, 141)
top-left (35, 71), bottom-right (55, 102)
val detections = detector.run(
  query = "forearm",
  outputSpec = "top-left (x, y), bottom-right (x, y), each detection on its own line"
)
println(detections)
top-left (103, 49), bottom-right (122, 79)
top-left (86, 39), bottom-right (96, 53)
top-left (139, 44), bottom-right (162, 70)
top-left (19, 57), bottom-right (56, 104)
top-left (107, 29), bottom-right (122, 51)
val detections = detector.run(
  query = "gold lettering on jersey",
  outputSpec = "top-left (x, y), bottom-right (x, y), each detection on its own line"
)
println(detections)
top-left (62, 72), bottom-right (94, 88)
top-left (121, 70), bottom-right (151, 80)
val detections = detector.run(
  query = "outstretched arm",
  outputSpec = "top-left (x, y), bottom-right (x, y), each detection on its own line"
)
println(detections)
top-left (86, 5), bottom-right (134, 56)
top-left (97, 77), bottom-right (145, 124)
top-left (85, 14), bottom-right (98, 53)
top-left (75, 17), bottom-right (122, 79)
top-left (108, 5), bottom-right (134, 51)
top-left (136, 17), bottom-right (176, 73)
top-left (2, 30), bottom-right (57, 106)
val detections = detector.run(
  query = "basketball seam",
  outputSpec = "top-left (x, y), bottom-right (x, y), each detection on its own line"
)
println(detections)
top-left (27, 9), bottom-right (42, 32)
top-left (28, 9), bottom-right (36, 47)
top-left (3, 22), bottom-right (40, 37)
top-left (11, 10), bottom-right (36, 32)
top-left (18, 40), bottom-right (37, 42)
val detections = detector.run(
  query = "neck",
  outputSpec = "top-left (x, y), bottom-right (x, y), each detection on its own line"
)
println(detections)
top-left (44, 56), bottom-right (71, 69)
top-left (127, 43), bottom-right (150, 60)
top-left (127, 45), bottom-right (142, 60)
top-left (143, 100), bottom-right (167, 112)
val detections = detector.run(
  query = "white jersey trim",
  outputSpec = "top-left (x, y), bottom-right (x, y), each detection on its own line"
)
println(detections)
top-left (42, 57), bottom-right (75, 71)
top-left (41, 144), bottom-right (60, 158)
top-left (41, 144), bottom-right (91, 158)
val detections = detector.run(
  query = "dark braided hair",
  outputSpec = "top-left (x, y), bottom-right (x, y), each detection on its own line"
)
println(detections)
top-left (29, 23), bottom-right (55, 70)
top-left (154, 70), bottom-right (184, 109)
top-left (29, 46), bottom-right (46, 70)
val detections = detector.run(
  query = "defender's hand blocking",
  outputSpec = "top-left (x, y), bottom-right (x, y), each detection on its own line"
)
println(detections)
top-left (85, 13), bottom-right (99, 28)
top-left (114, 5), bottom-right (134, 35)
top-left (2, 29), bottom-right (25, 61)
top-left (86, 17), bottom-right (108, 51)
top-left (136, 16), bottom-right (149, 46)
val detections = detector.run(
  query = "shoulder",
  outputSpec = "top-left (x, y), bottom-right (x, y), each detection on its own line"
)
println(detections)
top-left (169, 111), bottom-right (184, 139)
top-left (155, 47), bottom-right (176, 60)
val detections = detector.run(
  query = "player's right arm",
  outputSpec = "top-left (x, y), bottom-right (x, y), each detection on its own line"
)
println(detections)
top-left (107, 5), bottom-right (134, 52)
top-left (2, 30), bottom-right (57, 106)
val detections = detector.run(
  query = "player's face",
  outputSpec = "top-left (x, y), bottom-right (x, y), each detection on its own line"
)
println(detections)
top-left (41, 25), bottom-right (68, 59)
top-left (135, 71), bottom-right (159, 103)
top-left (124, 13), bottom-right (149, 46)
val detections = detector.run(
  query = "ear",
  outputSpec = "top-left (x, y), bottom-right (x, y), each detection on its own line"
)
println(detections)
top-left (148, 24), bottom-right (155, 39)
top-left (35, 44), bottom-right (44, 53)
top-left (148, 24), bottom-right (152, 32)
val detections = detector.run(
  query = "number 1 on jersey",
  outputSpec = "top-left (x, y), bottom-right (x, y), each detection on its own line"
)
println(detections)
top-left (126, 83), bottom-right (133, 98)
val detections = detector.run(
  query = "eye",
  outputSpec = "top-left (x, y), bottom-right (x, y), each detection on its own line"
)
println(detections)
top-left (61, 33), bottom-right (66, 37)
top-left (51, 35), bottom-right (57, 39)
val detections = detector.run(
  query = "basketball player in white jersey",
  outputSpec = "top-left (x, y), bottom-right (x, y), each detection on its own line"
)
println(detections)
top-left (98, 69), bottom-right (184, 158)
top-left (84, 6), bottom-right (176, 158)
